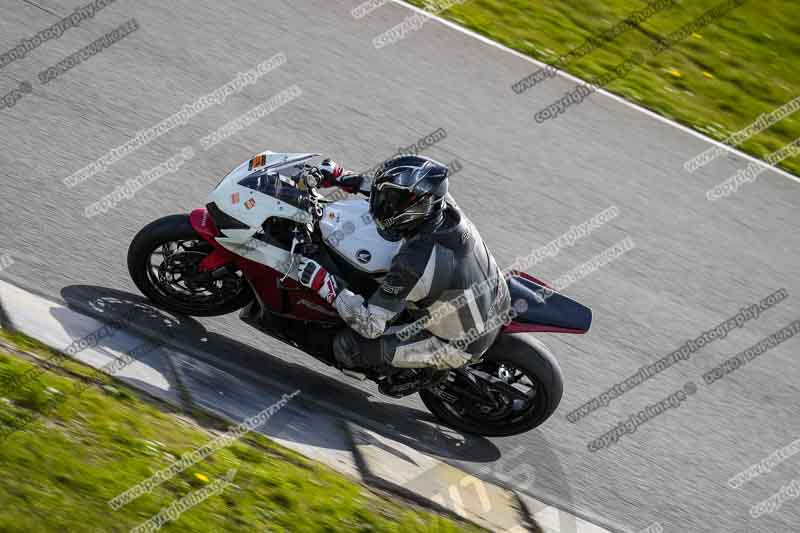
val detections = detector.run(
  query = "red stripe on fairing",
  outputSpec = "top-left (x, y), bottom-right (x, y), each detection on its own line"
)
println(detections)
top-left (189, 208), bottom-right (236, 272)
top-left (502, 322), bottom-right (587, 334)
top-left (509, 270), bottom-right (552, 289)
top-left (311, 268), bottom-right (327, 291)
top-left (190, 208), bottom-right (219, 241)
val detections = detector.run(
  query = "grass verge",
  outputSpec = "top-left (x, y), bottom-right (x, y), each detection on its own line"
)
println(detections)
top-left (0, 329), bottom-right (483, 532)
top-left (409, 0), bottom-right (800, 176)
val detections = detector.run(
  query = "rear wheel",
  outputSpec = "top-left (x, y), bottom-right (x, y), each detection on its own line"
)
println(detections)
top-left (419, 335), bottom-right (563, 436)
top-left (127, 215), bottom-right (253, 316)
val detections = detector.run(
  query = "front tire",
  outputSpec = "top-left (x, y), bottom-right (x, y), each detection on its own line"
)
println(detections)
top-left (127, 214), bottom-right (253, 316)
top-left (419, 334), bottom-right (563, 437)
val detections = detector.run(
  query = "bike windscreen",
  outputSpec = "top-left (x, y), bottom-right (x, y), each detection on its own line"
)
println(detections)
top-left (238, 171), bottom-right (305, 209)
top-left (212, 152), bottom-right (318, 192)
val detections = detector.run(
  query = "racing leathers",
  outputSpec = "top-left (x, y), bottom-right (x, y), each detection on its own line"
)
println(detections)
top-left (298, 171), bottom-right (511, 370)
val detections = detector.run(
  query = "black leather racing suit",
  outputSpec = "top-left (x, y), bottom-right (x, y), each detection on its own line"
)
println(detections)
top-left (332, 196), bottom-right (512, 370)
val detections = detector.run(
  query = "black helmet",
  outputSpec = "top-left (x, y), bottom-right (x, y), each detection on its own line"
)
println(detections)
top-left (369, 155), bottom-right (449, 240)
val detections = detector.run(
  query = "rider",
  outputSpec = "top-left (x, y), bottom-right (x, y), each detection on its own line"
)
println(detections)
top-left (296, 155), bottom-right (511, 372)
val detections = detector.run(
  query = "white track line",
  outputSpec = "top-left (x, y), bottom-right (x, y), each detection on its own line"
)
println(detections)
top-left (390, 0), bottom-right (800, 186)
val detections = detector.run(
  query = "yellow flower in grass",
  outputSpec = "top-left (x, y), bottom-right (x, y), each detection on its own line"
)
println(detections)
top-left (194, 473), bottom-right (209, 483)
top-left (668, 68), bottom-right (683, 78)
top-left (703, 71), bottom-right (714, 79)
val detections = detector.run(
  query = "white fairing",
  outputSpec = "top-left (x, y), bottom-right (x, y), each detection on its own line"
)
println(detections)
top-left (205, 150), bottom-right (401, 278)
top-left (320, 198), bottom-right (402, 274)
top-left (207, 151), bottom-right (316, 234)
top-left (206, 151), bottom-right (318, 280)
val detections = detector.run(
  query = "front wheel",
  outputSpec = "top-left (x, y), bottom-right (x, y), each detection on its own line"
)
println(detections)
top-left (419, 334), bottom-right (563, 437)
top-left (127, 214), bottom-right (253, 316)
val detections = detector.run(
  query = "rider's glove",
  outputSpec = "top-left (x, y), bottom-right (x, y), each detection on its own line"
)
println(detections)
top-left (319, 159), bottom-right (344, 187)
top-left (297, 257), bottom-right (340, 304)
top-left (319, 158), bottom-right (364, 193)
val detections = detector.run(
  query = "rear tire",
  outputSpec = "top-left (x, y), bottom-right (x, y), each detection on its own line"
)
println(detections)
top-left (127, 214), bottom-right (253, 316)
top-left (419, 334), bottom-right (563, 437)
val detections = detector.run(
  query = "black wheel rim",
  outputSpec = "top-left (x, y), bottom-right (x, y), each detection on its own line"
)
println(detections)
top-left (146, 239), bottom-right (245, 311)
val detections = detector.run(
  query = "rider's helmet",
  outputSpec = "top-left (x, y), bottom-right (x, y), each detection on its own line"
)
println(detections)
top-left (369, 155), bottom-right (449, 241)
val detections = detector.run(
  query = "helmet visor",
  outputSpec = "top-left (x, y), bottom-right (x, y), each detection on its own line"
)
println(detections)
top-left (370, 184), bottom-right (418, 229)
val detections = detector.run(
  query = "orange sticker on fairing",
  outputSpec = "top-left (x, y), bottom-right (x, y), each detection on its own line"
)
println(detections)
top-left (231, 192), bottom-right (240, 205)
top-left (248, 154), bottom-right (267, 170)
top-left (244, 198), bottom-right (256, 210)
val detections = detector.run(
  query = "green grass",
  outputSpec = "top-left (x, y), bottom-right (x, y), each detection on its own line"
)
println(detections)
top-left (0, 332), bottom-right (483, 532)
top-left (410, 0), bottom-right (800, 175)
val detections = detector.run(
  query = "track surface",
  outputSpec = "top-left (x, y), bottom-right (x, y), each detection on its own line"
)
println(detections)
top-left (1, 1), bottom-right (799, 532)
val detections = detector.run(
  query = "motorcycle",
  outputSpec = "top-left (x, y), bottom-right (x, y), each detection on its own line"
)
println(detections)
top-left (127, 151), bottom-right (592, 436)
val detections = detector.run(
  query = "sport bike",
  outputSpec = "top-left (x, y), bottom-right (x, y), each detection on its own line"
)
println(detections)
top-left (127, 151), bottom-right (592, 436)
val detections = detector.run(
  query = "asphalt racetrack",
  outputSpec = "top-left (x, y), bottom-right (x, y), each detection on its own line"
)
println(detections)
top-left (0, 1), bottom-right (798, 531)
